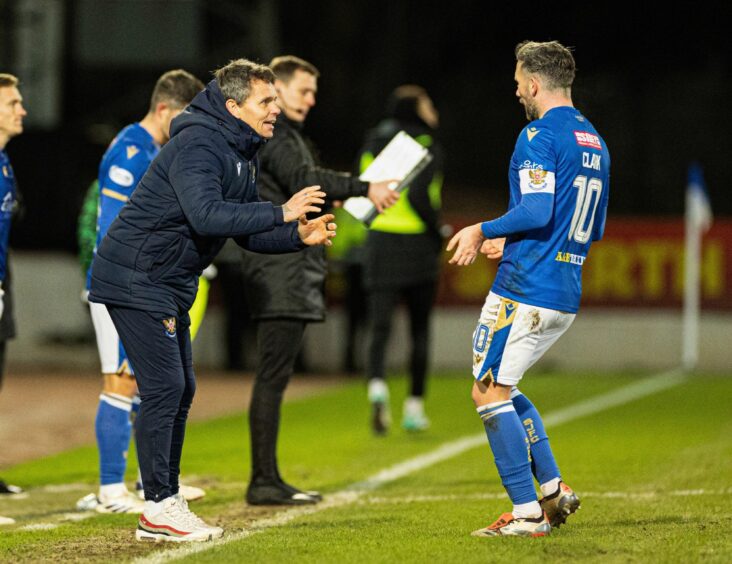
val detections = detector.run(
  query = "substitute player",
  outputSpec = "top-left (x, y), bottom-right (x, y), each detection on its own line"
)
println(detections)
top-left (447, 40), bottom-right (610, 537)
top-left (0, 73), bottom-right (26, 526)
top-left (82, 70), bottom-right (204, 514)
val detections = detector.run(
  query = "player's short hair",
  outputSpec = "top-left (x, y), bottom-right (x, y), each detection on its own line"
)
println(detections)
top-left (269, 56), bottom-right (319, 83)
top-left (0, 73), bottom-right (19, 88)
top-left (214, 59), bottom-right (276, 104)
top-left (515, 40), bottom-right (576, 91)
top-left (149, 69), bottom-right (204, 113)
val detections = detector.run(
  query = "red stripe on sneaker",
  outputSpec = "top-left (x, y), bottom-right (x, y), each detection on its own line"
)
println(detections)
top-left (139, 514), bottom-right (190, 536)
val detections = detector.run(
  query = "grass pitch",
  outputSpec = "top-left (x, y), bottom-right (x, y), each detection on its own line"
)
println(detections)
top-left (1, 371), bottom-right (731, 563)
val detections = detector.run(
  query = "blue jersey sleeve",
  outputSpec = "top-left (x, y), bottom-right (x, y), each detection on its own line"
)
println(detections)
top-left (481, 126), bottom-right (556, 239)
top-left (97, 142), bottom-right (150, 240)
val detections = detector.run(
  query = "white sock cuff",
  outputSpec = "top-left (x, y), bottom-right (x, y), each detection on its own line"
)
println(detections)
top-left (512, 500), bottom-right (542, 519)
top-left (540, 477), bottom-right (561, 498)
top-left (368, 378), bottom-right (389, 402)
top-left (476, 400), bottom-right (514, 420)
top-left (99, 393), bottom-right (133, 412)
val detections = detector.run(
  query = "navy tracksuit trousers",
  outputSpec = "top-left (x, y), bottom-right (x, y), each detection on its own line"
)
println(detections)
top-left (107, 305), bottom-right (195, 502)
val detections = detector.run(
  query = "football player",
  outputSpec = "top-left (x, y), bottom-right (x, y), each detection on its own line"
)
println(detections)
top-left (448, 40), bottom-right (610, 537)
top-left (0, 73), bottom-right (27, 526)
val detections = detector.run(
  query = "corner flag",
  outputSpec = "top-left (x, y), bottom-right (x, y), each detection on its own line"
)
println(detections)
top-left (682, 163), bottom-right (712, 372)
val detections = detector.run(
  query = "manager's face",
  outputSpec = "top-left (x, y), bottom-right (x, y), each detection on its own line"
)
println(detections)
top-left (232, 79), bottom-right (281, 139)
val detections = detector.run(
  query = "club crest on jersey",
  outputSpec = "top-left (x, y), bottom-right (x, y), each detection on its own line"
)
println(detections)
top-left (528, 168), bottom-right (548, 188)
top-left (162, 317), bottom-right (177, 338)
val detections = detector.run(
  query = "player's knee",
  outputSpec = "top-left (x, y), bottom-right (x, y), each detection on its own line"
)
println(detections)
top-left (102, 373), bottom-right (137, 398)
top-left (471, 379), bottom-right (511, 406)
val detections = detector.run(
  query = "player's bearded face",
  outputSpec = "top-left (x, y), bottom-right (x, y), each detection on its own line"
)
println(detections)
top-left (514, 63), bottom-right (539, 121)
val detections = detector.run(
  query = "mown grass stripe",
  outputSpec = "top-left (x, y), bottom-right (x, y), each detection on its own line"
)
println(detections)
top-left (133, 369), bottom-right (686, 564)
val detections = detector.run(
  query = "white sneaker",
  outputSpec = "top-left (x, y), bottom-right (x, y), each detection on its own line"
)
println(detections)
top-left (0, 515), bottom-right (15, 526)
top-left (136, 482), bottom-right (206, 502)
top-left (76, 493), bottom-right (100, 511)
top-left (136, 496), bottom-right (223, 543)
top-left (96, 487), bottom-right (145, 514)
top-left (179, 484), bottom-right (206, 502)
top-left (402, 396), bottom-right (430, 431)
top-left (174, 493), bottom-right (223, 537)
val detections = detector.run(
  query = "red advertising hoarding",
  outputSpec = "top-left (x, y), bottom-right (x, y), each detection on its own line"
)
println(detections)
top-left (435, 218), bottom-right (732, 309)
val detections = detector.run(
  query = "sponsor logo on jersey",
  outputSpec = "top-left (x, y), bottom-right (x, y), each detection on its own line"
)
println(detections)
top-left (162, 317), bottom-right (177, 338)
top-left (126, 145), bottom-right (139, 160)
top-left (526, 127), bottom-right (540, 142)
top-left (2, 166), bottom-right (9, 178)
top-left (574, 131), bottom-right (602, 149)
top-left (555, 251), bottom-right (586, 265)
top-left (109, 165), bottom-right (135, 187)
top-left (237, 162), bottom-right (242, 176)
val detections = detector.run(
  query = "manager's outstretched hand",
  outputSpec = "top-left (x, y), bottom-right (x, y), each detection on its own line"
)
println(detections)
top-left (446, 223), bottom-right (485, 266)
top-left (298, 213), bottom-right (337, 246)
top-left (283, 185), bottom-right (326, 222)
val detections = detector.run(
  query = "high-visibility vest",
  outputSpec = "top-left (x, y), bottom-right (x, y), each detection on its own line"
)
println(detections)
top-left (361, 134), bottom-right (442, 235)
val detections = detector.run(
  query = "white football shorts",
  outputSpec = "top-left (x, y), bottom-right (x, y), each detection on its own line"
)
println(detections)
top-left (472, 292), bottom-right (574, 386)
top-left (89, 302), bottom-right (132, 375)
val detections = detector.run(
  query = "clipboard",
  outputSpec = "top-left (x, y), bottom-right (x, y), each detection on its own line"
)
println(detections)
top-left (343, 131), bottom-right (433, 226)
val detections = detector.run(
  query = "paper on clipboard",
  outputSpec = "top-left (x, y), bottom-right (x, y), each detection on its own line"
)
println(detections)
top-left (343, 131), bottom-right (432, 226)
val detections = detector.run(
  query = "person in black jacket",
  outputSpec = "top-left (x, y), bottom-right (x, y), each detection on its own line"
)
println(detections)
top-left (359, 85), bottom-right (444, 435)
top-left (240, 55), bottom-right (398, 506)
top-left (89, 58), bottom-right (336, 542)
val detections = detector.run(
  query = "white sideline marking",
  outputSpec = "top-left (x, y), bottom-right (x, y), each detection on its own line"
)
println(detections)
top-left (133, 369), bottom-right (685, 564)
top-left (362, 487), bottom-right (732, 505)
top-left (20, 523), bottom-right (58, 531)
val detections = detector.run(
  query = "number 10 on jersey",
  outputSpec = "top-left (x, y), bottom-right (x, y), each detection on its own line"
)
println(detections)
top-left (568, 175), bottom-right (603, 244)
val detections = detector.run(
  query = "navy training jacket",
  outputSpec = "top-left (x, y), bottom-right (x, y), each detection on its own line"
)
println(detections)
top-left (89, 79), bottom-right (304, 316)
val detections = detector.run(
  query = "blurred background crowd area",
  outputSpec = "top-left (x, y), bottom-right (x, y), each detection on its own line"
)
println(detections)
top-left (1, 0), bottom-right (730, 373)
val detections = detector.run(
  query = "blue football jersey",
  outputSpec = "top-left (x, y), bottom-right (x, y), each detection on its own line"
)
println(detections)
top-left (484, 106), bottom-right (610, 313)
top-left (86, 123), bottom-right (159, 289)
top-left (0, 150), bottom-right (17, 283)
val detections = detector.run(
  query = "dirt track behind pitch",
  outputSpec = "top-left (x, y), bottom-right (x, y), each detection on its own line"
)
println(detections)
top-left (0, 370), bottom-right (342, 467)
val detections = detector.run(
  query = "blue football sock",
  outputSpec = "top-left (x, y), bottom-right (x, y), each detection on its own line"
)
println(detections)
top-left (95, 393), bottom-right (133, 486)
top-left (477, 400), bottom-right (537, 505)
top-left (511, 389), bottom-right (561, 486)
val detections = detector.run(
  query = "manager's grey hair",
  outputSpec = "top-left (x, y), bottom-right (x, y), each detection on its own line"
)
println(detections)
top-left (214, 59), bottom-right (275, 104)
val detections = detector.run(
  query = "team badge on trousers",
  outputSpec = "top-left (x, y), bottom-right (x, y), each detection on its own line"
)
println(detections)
top-left (162, 317), bottom-right (177, 338)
